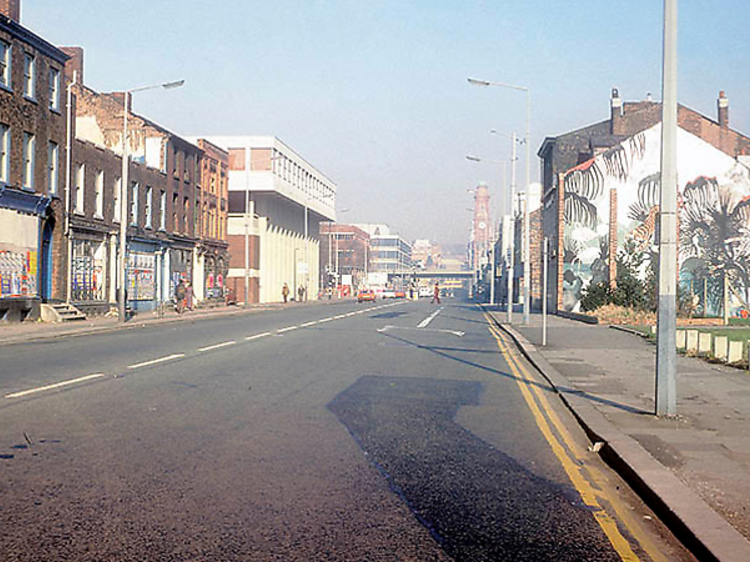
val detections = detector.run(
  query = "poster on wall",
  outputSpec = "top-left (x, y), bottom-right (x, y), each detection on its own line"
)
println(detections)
top-left (0, 249), bottom-right (38, 298)
top-left (127, 251), bottom-right (156, 301)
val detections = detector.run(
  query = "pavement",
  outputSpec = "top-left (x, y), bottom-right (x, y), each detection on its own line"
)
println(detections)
top-left (484, 307), bottom-right (750, 562)
top-left (0, 299), bottom-right (343, 345)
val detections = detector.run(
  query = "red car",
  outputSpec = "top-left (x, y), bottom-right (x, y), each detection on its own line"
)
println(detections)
top-left (357, 289), bottom-right (376, 302)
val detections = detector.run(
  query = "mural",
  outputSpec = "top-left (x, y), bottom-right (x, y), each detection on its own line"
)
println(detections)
top-left (562, 123), bottom-right (750, 315)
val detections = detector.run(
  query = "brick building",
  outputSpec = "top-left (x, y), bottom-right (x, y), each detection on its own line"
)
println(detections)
top-left (63, 47), bottom-right (204, 313)
top-left (319, 223), bottom-right (370, 292)
top-left (0, 1), bottom-right (68, 321)
top-left (539, 89), bottom-right (750, 313)
top-left (192, 138), bottom-right (228, 304)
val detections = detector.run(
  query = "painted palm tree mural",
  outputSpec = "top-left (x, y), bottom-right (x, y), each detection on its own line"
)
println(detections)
top-left (679, 174), bottom-right (750, 316)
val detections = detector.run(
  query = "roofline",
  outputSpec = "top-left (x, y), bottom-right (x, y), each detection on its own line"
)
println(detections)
top-left (0, 14), bottom-right (69, 63)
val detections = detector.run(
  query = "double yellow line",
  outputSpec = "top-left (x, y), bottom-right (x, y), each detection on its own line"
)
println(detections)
top-left (484, 314), bottom-right (668, 562)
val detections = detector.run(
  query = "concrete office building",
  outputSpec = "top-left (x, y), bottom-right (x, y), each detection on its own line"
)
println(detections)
top-left (200, 136), bottom-right (336, 303)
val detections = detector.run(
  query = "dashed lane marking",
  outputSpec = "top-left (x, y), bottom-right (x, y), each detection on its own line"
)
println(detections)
top-left (127, 353), bottom-right (185, 370)
top-left (277, 325), bottom-right (299, 333)
top-left (5, 373), bottom-right (106, 399)
top-left (245, 332), bottom-right (272, 341)
top-left (198, 340), bottom-right (236, 352)
top-left (417, 306), bottom-right (443, 328)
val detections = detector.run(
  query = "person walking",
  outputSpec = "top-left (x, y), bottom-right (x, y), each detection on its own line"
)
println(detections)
top-left (185, 280), bottom-right (194, 311)
top-left (282, 282), bottom-right (290, 303)
top-left (175, 279), bottom-right (186, 314)
top-left (298, 285), bottom-right (306, 302)
top-left (432, 282), bottom-right (441, 304)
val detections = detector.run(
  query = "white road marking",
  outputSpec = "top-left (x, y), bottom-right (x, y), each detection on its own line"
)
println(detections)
top-left (318, 317), bottom-right (333, 323)
top-left (277, 326), bottom-right (298, 333)
top-left (127, 353), bottom-right (185, 370)
top-left (379, 325), bottom-right (464, 337)
top-left (198, 340), bottom-right (236, 352)
top-left (5, 373), bottom-right (106, 399)
top-left (300, 321), bottom-right (318, 327)
top-left (245, 332), bottom-right (272, 341)
top-left (418, 307), bottom-right (443, 328)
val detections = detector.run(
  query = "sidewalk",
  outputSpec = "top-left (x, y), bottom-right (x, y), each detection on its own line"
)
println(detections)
top-left (485, 308), bottom-right (750, 562)
top-left (0, 299), bottom-right (345, 346)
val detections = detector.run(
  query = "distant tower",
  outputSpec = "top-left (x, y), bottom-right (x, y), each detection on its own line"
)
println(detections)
top-left (471, 183), bottom-right (491, 270)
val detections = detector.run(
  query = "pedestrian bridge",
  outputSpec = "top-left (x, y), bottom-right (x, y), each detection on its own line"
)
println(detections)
top-left (388, 270), bottom-right (475, 280)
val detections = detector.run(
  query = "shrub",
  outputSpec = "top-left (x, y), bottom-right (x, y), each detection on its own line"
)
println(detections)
top-left (580, 280), bottom-right (612, 312)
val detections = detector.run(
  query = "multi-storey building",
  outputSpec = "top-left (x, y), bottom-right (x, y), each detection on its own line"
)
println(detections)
top-left (200, 136), bottom-right (336, 304)
top-left (63, 47), bottom-right (203, 313)
top-left (192, 138), bottom-right (228, 303)
top-left (355, 224), bottom-right (412, 273)
top-left (0, 1), bottom-right (69, 321)
top-left (319, 223), bottom-right (370, 291)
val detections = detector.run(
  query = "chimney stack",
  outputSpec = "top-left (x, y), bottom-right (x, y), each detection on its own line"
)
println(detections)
top-left (61, 47), bottom-right (84, 86)
top-left (110, 92), bottom-right (133, 112)
top-left (718, 91), bottom-right (729, 129)
top-left (610, 88), bottom-right (624, 135)
top-left (0, 0), bottom-right (19, 22)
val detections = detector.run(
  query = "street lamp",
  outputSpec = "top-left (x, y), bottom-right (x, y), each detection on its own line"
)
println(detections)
top-left (468, 77), bottom-right (532, 325)
top-left (118, 79), bottom-right (184, 322)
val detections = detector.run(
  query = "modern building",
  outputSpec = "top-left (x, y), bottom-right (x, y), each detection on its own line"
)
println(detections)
top-left (356, 224), bottom-right (412, 273)
top-left (0, 1), bottom-right (69, 321)
top-left (539, 89), bottom-right (750, 314)
top-left (319, 222), bottom-right (370, 292)
top-left (200, 136), bottom-right (336, 304)
top-left (412, 239), bottom-right (442, 270)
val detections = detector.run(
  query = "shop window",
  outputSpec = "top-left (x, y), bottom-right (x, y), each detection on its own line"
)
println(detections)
top-left (71, 239), bottom-right (106, 301)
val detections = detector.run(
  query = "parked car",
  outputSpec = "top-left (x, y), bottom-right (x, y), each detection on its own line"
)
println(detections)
top-left (381, 289), bottom-right (396, 299)
top-left (418, 286), bottom-right (432, 298)
top-left (394, 290), bottom-right (406, 299)
top-left (357, 289), bottom-right (376, 302)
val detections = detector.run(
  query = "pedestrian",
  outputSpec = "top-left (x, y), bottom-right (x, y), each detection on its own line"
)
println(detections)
top-left (175, 279), bottom-right (186, 313)
top-left (282, 282), bottom-right (290, 303)
top-left (432, 282), bottom-right (441, 304)
top-left (185, 280), bottom-right (194, 311)
top-left (298, 285), bottom-right (306, 302)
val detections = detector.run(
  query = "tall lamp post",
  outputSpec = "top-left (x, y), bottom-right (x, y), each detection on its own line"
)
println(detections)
top-left (468, 77), bottom-right (531, 324)
top-left (118, 79), bottom-right (184, 323)
top-left (656, 0), bottom-right (678, 416)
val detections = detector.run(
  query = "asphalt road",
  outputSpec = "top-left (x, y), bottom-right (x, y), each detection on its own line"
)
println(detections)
top-left (0, 299), bottom-right (695, 561)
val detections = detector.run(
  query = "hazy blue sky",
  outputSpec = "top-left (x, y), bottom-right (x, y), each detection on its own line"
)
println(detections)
top-left (23, 1), bottom-right (750, 247)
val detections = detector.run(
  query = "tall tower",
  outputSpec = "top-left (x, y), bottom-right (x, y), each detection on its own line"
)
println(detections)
top-left (471, 183), bottom-right (491, 270)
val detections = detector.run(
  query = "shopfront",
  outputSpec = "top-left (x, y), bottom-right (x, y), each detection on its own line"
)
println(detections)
top-left (0, 187), bottom-right (51, 321)
top-left (127, 240), bottom-right (159, 312)
top-left (170, 246), bottom-right (193, 299)
top-left (71, 237), bottom-right (107, 302)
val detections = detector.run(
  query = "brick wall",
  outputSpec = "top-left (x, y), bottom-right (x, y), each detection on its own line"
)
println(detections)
top-left (0, 0), bottom-right (19, 22)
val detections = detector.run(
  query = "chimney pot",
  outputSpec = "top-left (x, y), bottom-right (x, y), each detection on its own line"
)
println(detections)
top-left (718, 91), bottom-right (729, 128)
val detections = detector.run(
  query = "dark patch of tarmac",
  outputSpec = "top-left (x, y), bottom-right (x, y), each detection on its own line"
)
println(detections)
top-left (328, 375), bottom-right (623, 562)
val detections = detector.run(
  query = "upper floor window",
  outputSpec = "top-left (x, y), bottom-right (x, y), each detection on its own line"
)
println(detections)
top-left (23, 52), bottom-right (35, 99)
top-left (47, 141), bottom-right (59, 195)
top-left (0, 40), bottom-right (11, 89)
top-left (113, 176), bottom-right (122, 223)
top-left (0, 124), bottom-right (10, 184)
top-left (48, 67), bottom-right (60, 111)
top-left (95, 170), bottom-right (104, 218)
top-left (145, 186), bottom-right (153, 229)
top-left (159, 190), bottom-right (166, 230)
top-left (22, 132), bottom-right (35, 190)
top-left (74, 163), bottom-right (85, 213)
top-left (130, 182), bottom-right (139, 225)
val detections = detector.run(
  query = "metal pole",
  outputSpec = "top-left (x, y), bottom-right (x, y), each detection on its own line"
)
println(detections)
top-left (118, 91), bottom-right (130, 322)
top-left (64, 70), bottom-right (77, 304)
top-left (335, 235), bottom-right (339, 298)
top-left (523, 89), bottom-right (531, 325)
top-left (656, 0), bottom-right (678, 416)
top-left (543, 237), bottom-right (548, 346)
top-left (507, 132), bottom-right (517, 323)
top-left (489, 237), bottom-right (495, 305)
top-left (304, 200), bottom-right (308, 301)
top-left (244, 148), bottom-right (250, 308)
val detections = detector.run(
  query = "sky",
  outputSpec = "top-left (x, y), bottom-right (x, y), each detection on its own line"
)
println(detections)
top-left (22, 0), bottom-right (750, 248)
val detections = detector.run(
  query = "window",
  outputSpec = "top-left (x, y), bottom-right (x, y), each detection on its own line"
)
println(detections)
top-left (159, 190), bottom-right (166, 230)
top-left (47, 142), bottom-right (59, 194)
top-left (95, 170), bottom-right (104, 217)
top-left (0, 40), bottom-right (10, 89)
top-left (183, 196), bottom-right (189, 232)
top-left (74, 163), bottom-right (85, 212)
top-left (113, 176), bottom-right (122, 222)
top-left (48, 67), bottom-right (60, 111)
top-left (172, 193), bottom-right (178, 230)
top-left (23, 52), bottom-right (35, 99)
top-left (0, 124), bottom-right (10, 184)
top-left (145, 186), bottom-right (152, 228)
top-left (130, 182), bottom-right (139, 225)
top-left (22, 132), bottom-right (35, 190)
